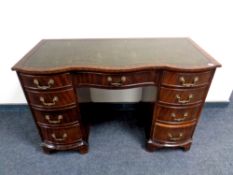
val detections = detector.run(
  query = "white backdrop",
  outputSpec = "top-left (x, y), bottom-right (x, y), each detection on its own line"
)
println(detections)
top-left (0, 0), bottom-right (232, 104)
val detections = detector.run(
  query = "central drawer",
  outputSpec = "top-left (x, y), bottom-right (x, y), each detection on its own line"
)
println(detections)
top-left (75, 71), bottom-right (158, 88)
top-left (27, 89), bottom-right (76, 109)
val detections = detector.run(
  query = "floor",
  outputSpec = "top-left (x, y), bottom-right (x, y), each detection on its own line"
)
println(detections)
top-left (0, 94), bottom-right (232, 175)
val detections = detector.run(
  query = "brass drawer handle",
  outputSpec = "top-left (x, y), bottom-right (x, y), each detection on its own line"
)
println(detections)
top-left (33, 79), bottom-right (54, 90)
top-left (45, 115), bottom-right (63, 124)
top-left (39, 96), bottom-right (58, 106)
top-left (107, 76), bottom-right (126, 86)
top-left (176, 94), bottom-right (193, 104)
top-left (51, 133), bottom-right (67, 141)
top-left (179, 76), bottom-right (199, 87)
top-left (168, 132), bottom-right (183, 141)
top-left (171, 112), bottom-right (189, 122)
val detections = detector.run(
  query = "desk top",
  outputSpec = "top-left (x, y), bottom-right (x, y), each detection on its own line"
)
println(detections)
top-left (12, 38), bottom-right (221, 73)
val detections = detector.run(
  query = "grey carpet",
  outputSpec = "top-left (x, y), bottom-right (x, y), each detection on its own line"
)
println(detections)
top-left (0, 94), bottom-right (232, 175)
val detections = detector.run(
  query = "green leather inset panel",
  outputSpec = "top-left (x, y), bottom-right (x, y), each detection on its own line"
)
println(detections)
top-left (16, 38), bottom-right (217, 71)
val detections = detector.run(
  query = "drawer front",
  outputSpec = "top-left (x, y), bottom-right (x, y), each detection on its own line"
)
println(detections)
top-left (153, 123), bottom-right (195, 143)
top-left (27, 89), bottom-right (76, 108)
top-left (20, 73), bottom-right (72, 90)
top-left (34, 108), bottom-right (79, 126)
top-left (162, 71), bottom-right (212, 87)
top-left (155, 104), bottom-right (201, 123)
top-left (76, 71), bottom-right (158, 88)
top-left (40, 124), bottom-right (82, 144)
top-left (159, 87), bottom-right (206, 105)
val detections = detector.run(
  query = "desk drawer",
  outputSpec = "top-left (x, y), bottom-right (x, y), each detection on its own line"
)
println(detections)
top-left (162, 71), bottom-right (212, 88)
top-left (155, 104), bottom-right (201, 123)
top-left (159, 87), bottom-right (206, 105)
top-left (153, 123), bottom-right (195, 143)
top-left (27, 89), bottom-right (76, 108)
top-left (40, 124), bottom-right (82, 144)
top-left (76, 71), bottom-right (158, 88)
top-left (34, 108), bottom-right (79, 126)
top-left (20, 73), bottom-right (72, 90)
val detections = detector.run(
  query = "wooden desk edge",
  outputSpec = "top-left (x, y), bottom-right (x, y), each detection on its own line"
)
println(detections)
top-left (12, 38), bottom-right (221, 74)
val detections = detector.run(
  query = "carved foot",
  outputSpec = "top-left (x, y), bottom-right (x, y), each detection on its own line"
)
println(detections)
top-left (41, 140), bottom-right (89, 154)
top-left (182, 142), bottom-right (192, 151)
top-left (42, 147), bottom-right (56, 154)
top-left (146, 140), bottom-right (161, 152)
top-left (77, 145), bottom-right (89, 154)
top-left (72, 141), bottom-right (89, 154)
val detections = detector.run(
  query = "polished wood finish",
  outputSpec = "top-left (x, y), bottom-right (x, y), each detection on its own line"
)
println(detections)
top-left (152, 122), bottom-right (196, 143)
top-left (12, 38), bottom-right (221, 154)
top-left (20, 73), bottom-right (72, 90)
top-left (75, 71), bottom-right (159, 89)
top-left (159, 86), bottom-right (207, 105)
top-left (162, 71), bottom-right (212, 88)
top-left (155, 104), bottom-right (200, 123)
top-left (26, 89), bottom-right (76, 109)
top-left (34, 108), bottom-right (80, 126)
top-left (40, 124), bottom-right (82, 144)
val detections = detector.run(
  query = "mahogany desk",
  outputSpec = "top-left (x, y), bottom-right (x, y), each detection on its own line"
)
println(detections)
top-left (12, 38), bottom-right (221, 154)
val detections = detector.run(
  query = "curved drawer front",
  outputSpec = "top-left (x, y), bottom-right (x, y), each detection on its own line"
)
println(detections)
top-left (75, 71), bottom-right (158, 88)
top-left (159, 87), bottom-right (206, 105)
top-left (40, 124), bottom-right (82, 144)
top-left (155, 104), bottom-right (201, 123)
top-left (20, 73), bottom-right (72, 90)
top-left (34, 108), bottom-right (79, 126)
top-left (153, 123), bottom-right (195, 143)
top-left (27, 89), bottom-right (76, 108)
top-left (162, 71), bottom-right (212, 88)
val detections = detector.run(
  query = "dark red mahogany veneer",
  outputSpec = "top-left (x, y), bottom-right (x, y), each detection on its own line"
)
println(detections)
top-left (12, 38), bottom-right (221, 154)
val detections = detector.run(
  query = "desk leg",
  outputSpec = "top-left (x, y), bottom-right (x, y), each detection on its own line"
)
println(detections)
top-left (77, 126), bottom-right (89, 154)
top-left (75, 141), bottom-right (89, 154)
top-left (146, 139), bottom-right (161, 151)
top-left (145, 84), bottom-right (160, 152)
top-left (73, 86), bottom-right (89, 154)
top-left (42, 147), bottom-right (57, 154)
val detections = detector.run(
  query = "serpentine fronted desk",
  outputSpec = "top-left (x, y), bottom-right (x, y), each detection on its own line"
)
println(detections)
top-left (12, 38), bottom-right (221, 154)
